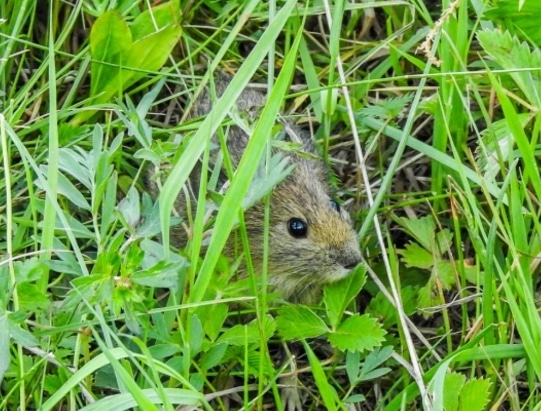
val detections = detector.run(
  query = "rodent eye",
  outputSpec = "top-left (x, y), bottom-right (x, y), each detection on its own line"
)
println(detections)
top-left (287, 218), bottom-right (308, 238)
top-left (330, 199), bottom-right (340, 213)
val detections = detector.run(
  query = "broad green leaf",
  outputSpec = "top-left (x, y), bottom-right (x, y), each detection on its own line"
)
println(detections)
top-left (276, 305), bottom-right (329, 340)
top-left (199, 342), bottom-right (227, 371)
top-left (442, 372), bottom-right (491, 411)
top-left (189, 315), bottom-right (203, 357)
top-left (345, 350), bottom-right (361, 383)
top-left (89, 10), bottom-right (131, 100)
top-left (125, 25), bottom-right (182, 86)
top-left (344, 394), bottom-right (366, 404)
top-left (148, 344), bottom-right (181, 360)
top-left (76, 7), bottom-right (182, 125)
top-left (7, 312), bottom-right (38, 347)
top-left (433, 261), bottom-right (456, 289)
top-left (118, 186), bottom-right (141, 229)
top-left (198, 302), bottom-right (228, 342)
top-left (327, 314), bottom-right (386, 352)
top-left (131, 0), bottom-right (181, 41)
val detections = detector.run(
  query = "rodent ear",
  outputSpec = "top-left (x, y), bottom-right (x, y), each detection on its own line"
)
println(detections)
top-left (329, 199), bottom-right (340, 213)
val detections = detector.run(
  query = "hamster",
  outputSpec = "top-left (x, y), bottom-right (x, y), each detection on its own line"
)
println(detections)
top-left (149, 76), bottom-right (362, 304)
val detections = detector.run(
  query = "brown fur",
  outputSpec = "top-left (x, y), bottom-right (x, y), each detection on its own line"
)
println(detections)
top-left (148, 76), bottom-right (361, 303)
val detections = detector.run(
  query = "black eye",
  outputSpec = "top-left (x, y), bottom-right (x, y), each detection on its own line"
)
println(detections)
top-left (330, 199), bottom-right (340, 212)
top-left (287, 218), bottom-right (308, 238)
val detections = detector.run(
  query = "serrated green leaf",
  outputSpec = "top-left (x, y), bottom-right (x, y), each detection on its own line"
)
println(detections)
top-left (327, 314), bottom-right (386, 352)
top-left (131, 264), bottom-right (185, 289)
top-left (478, 28), bottom-right (541, 107)
top-left (459, 378), bottom-right (491, 411)
top-left (324, 265), bottom-right (367, 328)
top-left (443, 372), bottom-right (466, 411)
top-left (399, 242), bottom-right (434, 269)
top-left (366, 285), bottom-right (418, 328)
top-left (17, 283), bottom-right (51, 312)
top-left (276, 305), bottom-right (329, 340)
top-left (14, 258), bottom-right (45, 283)
top-left (418, 261), bottom-right (456, 313)
top-left (360, 93), bottom-right (414, 119)
top-left (485, 0), bottom-right (541, 46)
top-left (218, 316), bottom-right (275, 346)
top-left (397, 216), bottom-right (436, 252)
top-left (435, 228), bottom-right (453, 254)
top-left (433, 261), bottom-right (456, 289)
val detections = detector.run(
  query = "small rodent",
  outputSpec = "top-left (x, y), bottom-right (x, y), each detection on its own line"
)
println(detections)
top-left (148, 76), bottom-right (362, 304)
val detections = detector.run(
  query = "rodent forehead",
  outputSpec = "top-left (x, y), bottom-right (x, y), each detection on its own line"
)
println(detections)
top-left (308, 208), bottom-right (355, 241)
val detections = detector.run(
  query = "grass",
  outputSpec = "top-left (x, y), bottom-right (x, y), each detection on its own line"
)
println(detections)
top-left (2, 0), bottom-right (541, 409)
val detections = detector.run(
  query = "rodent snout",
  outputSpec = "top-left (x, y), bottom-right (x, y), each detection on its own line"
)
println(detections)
top-left (343, 259), bottom-right (360, 270)
top-left (339, 248), bottom-right (362, 270)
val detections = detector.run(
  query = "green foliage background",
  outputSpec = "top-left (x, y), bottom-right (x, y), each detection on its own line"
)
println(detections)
top-left (2, 0), bottom-right (541, 409)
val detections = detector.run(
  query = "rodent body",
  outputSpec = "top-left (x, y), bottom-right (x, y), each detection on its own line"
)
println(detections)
top-left (150, 76), bottom-right (362, 303)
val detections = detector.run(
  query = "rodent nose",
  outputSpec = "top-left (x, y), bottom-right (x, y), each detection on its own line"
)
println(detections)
top-left (342, 252), bottom-right (361, 270)
top-left (344, 259), bottom-right (360, 270)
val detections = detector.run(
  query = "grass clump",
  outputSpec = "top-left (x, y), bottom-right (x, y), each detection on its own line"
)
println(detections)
top-left (2, 0), bottom-right (541, 409)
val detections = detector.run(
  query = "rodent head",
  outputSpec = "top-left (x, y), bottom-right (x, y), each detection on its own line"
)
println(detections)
top-left (242, 155), bottom-right (362, 303)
